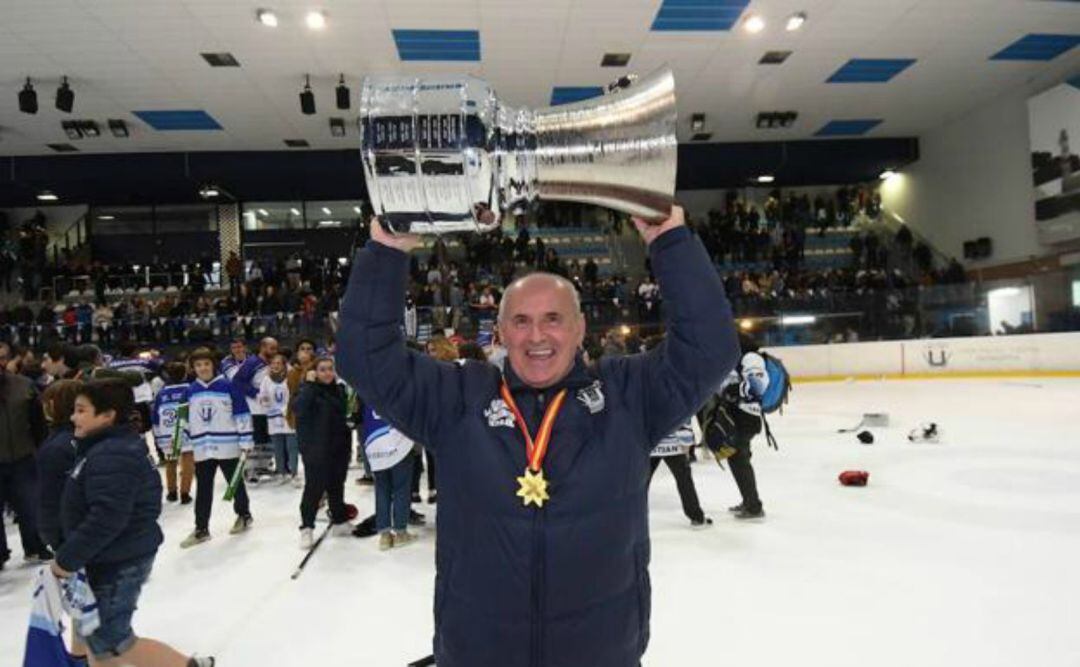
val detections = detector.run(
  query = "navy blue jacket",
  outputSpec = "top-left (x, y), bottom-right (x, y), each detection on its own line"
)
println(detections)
top-left (56, 424), bottom-right (164, 574)
top-left (293, 380), bottom-right (354, 458)
top-left (36, 425), bottom-right (76, 550)
top-left (337, 226), bottom-right (737, 667)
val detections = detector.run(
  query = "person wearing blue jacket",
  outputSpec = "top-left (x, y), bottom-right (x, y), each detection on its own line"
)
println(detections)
top-left (35, 379), bottom-right (83, 551)
top-left (51, 379), bottom-right (214, 667)
top-left (336, 206), bottom-right (738, 667)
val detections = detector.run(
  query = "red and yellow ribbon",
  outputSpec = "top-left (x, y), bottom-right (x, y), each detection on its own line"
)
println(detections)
top-left (499, 383), bottom-right (568, 473)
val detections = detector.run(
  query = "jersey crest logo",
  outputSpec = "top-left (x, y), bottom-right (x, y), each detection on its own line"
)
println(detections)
top-left (576, 380), bottom-right (605, 414)
top-left (485, 398), bottom-right (515, 429)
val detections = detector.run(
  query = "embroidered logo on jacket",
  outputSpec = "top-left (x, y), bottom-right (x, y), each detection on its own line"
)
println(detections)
top-left (485, 398), bottom-right (516, 429)
top-left (576, 380), bottom-right (605, 414)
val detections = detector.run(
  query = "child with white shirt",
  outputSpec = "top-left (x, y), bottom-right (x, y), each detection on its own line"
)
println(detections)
top-left (258, 353), bottom-right (300, 486)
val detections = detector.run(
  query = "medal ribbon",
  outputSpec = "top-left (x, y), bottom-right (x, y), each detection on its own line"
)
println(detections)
top-left (499, 382), bottom-right (568, 472)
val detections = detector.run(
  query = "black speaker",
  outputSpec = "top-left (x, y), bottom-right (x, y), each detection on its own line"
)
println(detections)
top-left (300, 88), bottom-right (316, 115)
top-left (19, 80), bottom-right (37, 114)
top-left (335, 82), bottom-right (350, 110)
top-left (963, 237), bottom-right (993, 260)
top-left (56, 79), bottom-right (74, 113)
top-left (963, 240), bottom-right (977, 259)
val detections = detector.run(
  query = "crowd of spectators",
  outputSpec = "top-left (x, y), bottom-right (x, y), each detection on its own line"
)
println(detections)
top-left (0, 190), bottom-right (984, 355)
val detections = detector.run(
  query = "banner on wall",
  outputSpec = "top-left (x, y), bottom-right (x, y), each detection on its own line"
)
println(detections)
top-left (1028, 78), bottom-right (1080, 244)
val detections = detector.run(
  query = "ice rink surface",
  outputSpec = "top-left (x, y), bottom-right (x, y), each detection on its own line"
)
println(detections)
top-left (3, 378), bottom-right (1079, 667)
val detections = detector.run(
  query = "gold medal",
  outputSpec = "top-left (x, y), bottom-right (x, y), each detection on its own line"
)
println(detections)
top-left (516, 467), bottom-right (550, 508)
top-left (500, 381), bottom-right (568, 510)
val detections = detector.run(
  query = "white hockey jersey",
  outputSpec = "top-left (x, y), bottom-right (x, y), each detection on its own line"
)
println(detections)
top-left (257, 375), bottom-right (294, 435)
top-left (652, 417), bottom-right (700, 457)
top-left (719, 352), bottom-right (770, 416)
top-left (183, 375), bottom-right (253, 462)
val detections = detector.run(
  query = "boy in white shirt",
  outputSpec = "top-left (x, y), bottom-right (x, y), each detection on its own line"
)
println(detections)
top-left (258, 353), bottom-right (300, 486)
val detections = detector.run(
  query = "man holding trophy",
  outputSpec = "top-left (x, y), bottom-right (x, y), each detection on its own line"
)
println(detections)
top-left (337, 67), bottom-right (739, 666)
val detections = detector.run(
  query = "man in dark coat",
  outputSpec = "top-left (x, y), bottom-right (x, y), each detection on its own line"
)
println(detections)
top-left (0, 342), bottom-right (50, 566)
top-left (337, 206), bottom-right (738, 667)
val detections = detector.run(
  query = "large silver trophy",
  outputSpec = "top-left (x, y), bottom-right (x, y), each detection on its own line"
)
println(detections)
top-left (359, 67), bottom-right (677, 235)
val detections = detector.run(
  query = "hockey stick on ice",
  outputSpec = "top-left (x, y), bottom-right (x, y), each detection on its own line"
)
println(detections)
top-left (291, 522), bottom-right (333, 580)
top-left (838, 413), bottom-right (889, 433)
top-left (407, 655), bottom-right (435, 666)
top-left (223, 450), bottom-right (249, 501)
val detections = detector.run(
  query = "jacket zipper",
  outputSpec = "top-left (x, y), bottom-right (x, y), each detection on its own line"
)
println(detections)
top-left (530, 389), bottom-right (546, 667)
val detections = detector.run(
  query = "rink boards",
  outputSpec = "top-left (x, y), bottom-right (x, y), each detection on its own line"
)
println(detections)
top-left (768, 331), bottom-right (1080, 382)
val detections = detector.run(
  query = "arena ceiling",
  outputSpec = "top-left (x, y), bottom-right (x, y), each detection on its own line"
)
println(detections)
top-left (0, 0), bottom-right (1077, 157)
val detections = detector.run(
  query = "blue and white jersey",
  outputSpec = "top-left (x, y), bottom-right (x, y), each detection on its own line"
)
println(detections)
top-left (231, 355), bottom-right (269, 416)
top-left (652, 417), bottom-right (697, 458)
top-left (108, 356), bottom-right (162, 404)
top-left (219, 355), bottom-right (245, 381)
top-left (184, 375), bottom-right (253, 462)
top-left (719, 352), bottom-right (769, 416)
top-left (150, 383), bottom-right (189, 451)
top-left (362, 406), bottom-right (412, 472)
top-left (257, 375), bottom-right (294, 435)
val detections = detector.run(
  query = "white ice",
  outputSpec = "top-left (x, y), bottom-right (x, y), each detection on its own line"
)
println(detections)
top-left (3, 378), bottom-right (1080, 667)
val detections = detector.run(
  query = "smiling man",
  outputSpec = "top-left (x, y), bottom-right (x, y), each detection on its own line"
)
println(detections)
top-left (336, 206), bottom-right (738, 667)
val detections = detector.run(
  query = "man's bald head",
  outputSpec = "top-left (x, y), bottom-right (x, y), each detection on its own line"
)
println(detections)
top-left (496, 272), bottom-right (586, 389)
top-left (259, 337), bottom-right (279, 359)
top-left (497, 273), bottom-right (581, 324)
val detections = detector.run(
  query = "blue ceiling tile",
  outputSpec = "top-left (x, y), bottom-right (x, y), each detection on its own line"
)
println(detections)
top-left (550, 87), bottom-right (605, 106)
top-left (990, 33), bottom-right (1080, 61)
top-left (827, 59), bottom-right (916, 83)
top-left (132, 110), bottom-right (222, 131)
top-left (651, 0), bottom-right (749, 32)
top-left (393, 29), bottom-right (481, 62)
top-left (815, 119), bottom-right (883, 137)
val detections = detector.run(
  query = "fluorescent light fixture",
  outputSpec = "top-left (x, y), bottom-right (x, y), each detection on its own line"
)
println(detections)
top-left (781, 315), bottom-right (816, 326)
top-left (618, 324), bottom-right (631, 336)
top-left (353, 206), bottom-right (362, 214)
top-left (989, 287), bottom-right (1021, 298)
top-left (739, 319), bottom-right (754, 331)
top-left (290, 208), bottom-right (301, 216)
top-left (37, 191), bottom-right (58, 201)
top-left (880, 169), bottom-right (898, 180)
top-left (97, 215), bottom-right (115, 221)
top-left (743, 14), bottom-right (766, 34)
top-left (306, 10), bottom-right (326, 30)
top-left (258, 209), bottom-right (269, 216)
top-left (756, 175), bottom-right (775, 184)
top-left (786, 12), bottom-right (806, 31)
top-left (199, 185), bottom-right (220, 199)
top-left (256, 9), bottom-right (278, 27)
top-left (322, 207), bottom-right (331, 215)
top-left (318, 220), bottom-right (342, 227)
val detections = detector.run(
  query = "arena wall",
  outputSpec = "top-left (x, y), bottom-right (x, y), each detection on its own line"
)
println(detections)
top-left (767, 332), bottom-right (1080, 381)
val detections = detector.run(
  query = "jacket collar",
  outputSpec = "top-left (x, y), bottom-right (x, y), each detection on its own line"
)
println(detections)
top-left (502, 352), bottom-right (594, 395)
top-left (75, 424), bottom-right (131, 456)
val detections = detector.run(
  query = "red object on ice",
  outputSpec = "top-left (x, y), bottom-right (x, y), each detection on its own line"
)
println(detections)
top-left (838, 470), bottom-right (870, 486)
top-left (345, 503), bottom-right (359, 520)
